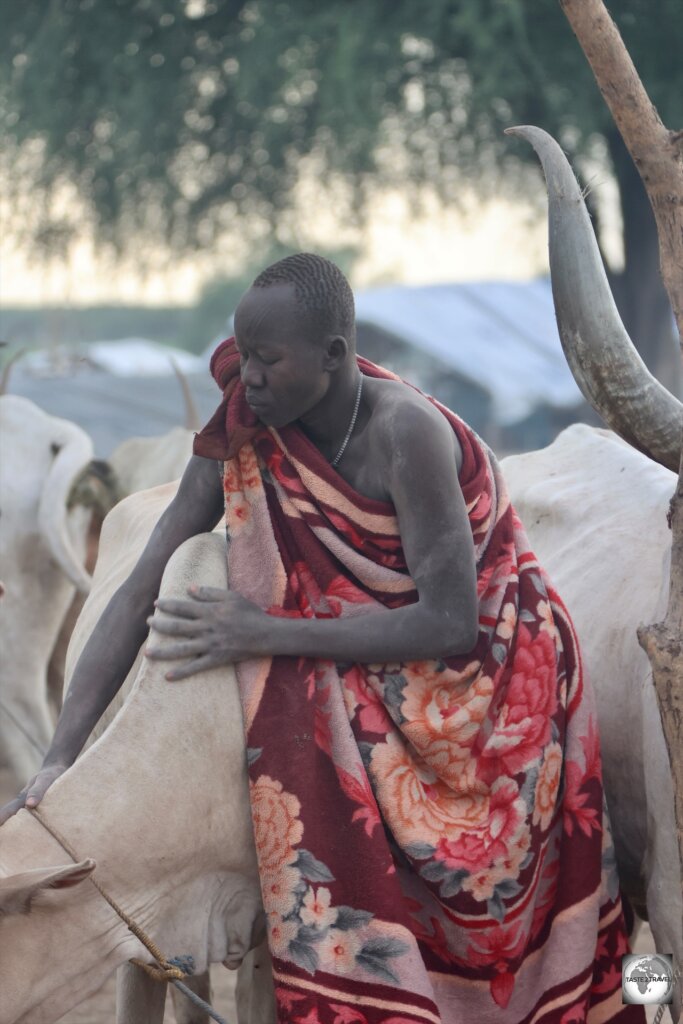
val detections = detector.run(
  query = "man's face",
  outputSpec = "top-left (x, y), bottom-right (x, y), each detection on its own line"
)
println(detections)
top-left (234, 283), bottom-right (330, 428)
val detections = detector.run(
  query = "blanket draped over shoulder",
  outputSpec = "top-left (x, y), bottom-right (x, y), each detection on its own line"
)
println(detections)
top-left (194, 340), bottom-right (642, 1024)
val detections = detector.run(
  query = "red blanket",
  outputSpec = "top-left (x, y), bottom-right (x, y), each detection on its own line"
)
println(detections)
top-left (195, 340), bottom-right (642, 1024)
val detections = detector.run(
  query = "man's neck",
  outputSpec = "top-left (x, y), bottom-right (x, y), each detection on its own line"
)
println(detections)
top-left (297, 362), bottom-right (362, 457)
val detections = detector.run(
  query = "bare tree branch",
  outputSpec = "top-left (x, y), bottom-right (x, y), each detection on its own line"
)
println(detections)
top-left (560, 0), bottom-right (683, 346)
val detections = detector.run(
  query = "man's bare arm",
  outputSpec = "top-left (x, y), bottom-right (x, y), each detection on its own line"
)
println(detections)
top-left (264, 400), bottom-right (479, 661)
top-left (148, 401), bottom-right (480, 668)
top-left (0, 455), bottom-right (224, 823)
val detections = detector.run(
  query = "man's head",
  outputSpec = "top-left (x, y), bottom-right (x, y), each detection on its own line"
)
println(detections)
top-left (251, 252), bottom-right (355, 347)
top-left (233, 253), bottom-right (357, 427)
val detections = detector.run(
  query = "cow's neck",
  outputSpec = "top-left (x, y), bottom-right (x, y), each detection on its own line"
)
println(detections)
top-left (1, 640), bottom-right (258, 1022)
top-left (54, 642), bottom-right (255, 911)
top-left (1, 532), bottom-right (262, 1023)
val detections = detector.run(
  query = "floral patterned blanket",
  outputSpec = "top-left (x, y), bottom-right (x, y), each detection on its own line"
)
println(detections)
top-left (194, 340), bottom-right (642, 1024)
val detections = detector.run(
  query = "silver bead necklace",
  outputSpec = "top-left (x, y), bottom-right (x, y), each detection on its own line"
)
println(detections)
top-left (331, 374), bottom-right (364, 466)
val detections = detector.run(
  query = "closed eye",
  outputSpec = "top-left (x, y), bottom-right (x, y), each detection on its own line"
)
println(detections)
top-left (235, 344), bottom-right (280, 366)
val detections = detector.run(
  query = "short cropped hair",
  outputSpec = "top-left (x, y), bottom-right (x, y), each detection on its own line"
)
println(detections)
top-left (252, 252), bottom-right (355, 342)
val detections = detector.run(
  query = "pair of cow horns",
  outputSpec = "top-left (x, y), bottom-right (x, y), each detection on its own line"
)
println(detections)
top-left (507, 125), bottom-right (683, 474)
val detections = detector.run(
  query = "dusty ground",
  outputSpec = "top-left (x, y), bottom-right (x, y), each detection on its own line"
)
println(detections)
top-left (0, 766), bottom-right (662, 1024)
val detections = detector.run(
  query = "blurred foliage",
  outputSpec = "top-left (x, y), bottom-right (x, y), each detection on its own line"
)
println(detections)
top-left (2, 0), bottom-right (682, 253)
top-left (0, 243), bottom-right (356, 356)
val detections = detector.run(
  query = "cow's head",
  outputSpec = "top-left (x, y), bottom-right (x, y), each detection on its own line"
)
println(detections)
top-left (0, 859), bottom-right (95, 915)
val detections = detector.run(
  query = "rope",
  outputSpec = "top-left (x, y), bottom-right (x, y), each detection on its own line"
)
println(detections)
top-left (174, 979), bottom-right (228, 1023)
top-left (27, 808), bottom-right (229, 1023)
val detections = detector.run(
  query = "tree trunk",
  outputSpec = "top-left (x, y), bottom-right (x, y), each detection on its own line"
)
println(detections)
top-left (606, 129), bottom-right (681, 397)
top-left (638, 435), bottom-right (683, 943)
top-left (559, 0), bottom-right (683, 347)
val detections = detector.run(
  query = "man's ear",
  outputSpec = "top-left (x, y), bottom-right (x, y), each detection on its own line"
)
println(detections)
top-left (322, 335), bottom-right (349, 371)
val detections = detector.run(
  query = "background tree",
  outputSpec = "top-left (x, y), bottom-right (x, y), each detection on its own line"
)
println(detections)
top-left (2, 0), bottom-right (681, 386)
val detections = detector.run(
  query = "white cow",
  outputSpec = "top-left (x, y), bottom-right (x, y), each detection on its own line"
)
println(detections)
top-left (502, 425), bottom-right (682, 1018)
top-left (0, 392), bottom-right (195, 789)
top-left (46, 424), bottom-right (195, 706)
top-left (0, 488), bottom-right (269, 1024)
top-left (0, 396), bottom-right (94, 785)
top-left (501, 124), bottom-right (683, 1020)
top-left (108, 426), bottom-right (194, 497)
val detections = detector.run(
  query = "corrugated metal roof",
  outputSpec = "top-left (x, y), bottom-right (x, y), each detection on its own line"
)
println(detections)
top-left (355, 279), bottom-right (582, 423)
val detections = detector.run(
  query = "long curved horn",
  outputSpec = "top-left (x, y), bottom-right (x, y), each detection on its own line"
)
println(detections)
top-left (170, 356), bottom-right (200, 432)
top-left (38, 422), bottom-right (95, 594)
top-left (0, 349), bottom-right (27, 396)
top-left (506, 125), bottom-right (683, 473)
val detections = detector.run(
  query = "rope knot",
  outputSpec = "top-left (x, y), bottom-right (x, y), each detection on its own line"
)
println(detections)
top-left (168, 954), bottom-right (196, 976)
top-left (129, 957), bottom-right (187, 982)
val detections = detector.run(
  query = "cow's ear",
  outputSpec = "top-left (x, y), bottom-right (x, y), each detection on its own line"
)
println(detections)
top-left (0, 859), bottom-right (96, 915)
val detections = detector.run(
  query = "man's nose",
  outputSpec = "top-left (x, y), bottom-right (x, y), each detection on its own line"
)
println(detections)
top-left (241, 357), bottom-right (265, 388)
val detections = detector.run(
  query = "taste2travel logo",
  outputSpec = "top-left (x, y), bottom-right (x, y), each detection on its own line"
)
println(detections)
top-left (621, 954), bottom-right (675, 1006)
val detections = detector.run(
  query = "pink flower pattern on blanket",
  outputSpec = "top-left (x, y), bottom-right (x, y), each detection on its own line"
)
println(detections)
top-left (477, 623), bottom-right (560, 780)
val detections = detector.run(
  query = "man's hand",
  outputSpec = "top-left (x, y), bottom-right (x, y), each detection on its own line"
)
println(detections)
top-left (0, 763), bottom-right (70, 826)
top-left (145, 586), bottom-right (270, 680)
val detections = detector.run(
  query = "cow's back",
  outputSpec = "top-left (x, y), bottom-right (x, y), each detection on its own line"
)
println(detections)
top-left (65, 481), bottom-right (180, 739)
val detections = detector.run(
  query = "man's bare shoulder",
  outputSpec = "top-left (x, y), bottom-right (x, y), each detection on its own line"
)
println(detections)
top-left (364, 378), bottom-right (463, 472)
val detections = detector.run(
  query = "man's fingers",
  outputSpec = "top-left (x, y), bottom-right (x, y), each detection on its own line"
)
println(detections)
top-left (0, 765), bottom-right (68, 825)
top-left (165, 655), bottom-right (216, 681)
top-left (0, 795), bottom-right (27, 826)
top-left (146, 640), bottom-right (207, 661)
top-left (148, 615), bottom-right (202, 637)
top-left (188, 585), bottom-right (226, 602)
top-left (154, 598), bottom-right (200, 619)
top-left (25, 771), bottom-right (63, 808)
